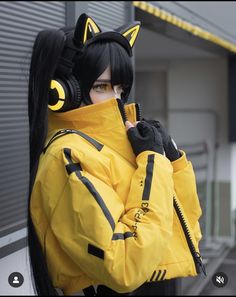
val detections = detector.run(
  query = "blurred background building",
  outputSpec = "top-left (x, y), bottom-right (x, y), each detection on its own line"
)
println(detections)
top-left (0, 1), bottom-right (236, 295)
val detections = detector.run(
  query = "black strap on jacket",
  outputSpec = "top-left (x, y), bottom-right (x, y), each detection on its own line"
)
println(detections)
top-left (43, 129), bottom-right (104, 153)
top-left (83, 285), bottom-right (96, 296)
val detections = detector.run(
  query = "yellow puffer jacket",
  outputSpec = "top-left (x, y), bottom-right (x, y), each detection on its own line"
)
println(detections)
top-left (30, 98), bottom-right (204, 295)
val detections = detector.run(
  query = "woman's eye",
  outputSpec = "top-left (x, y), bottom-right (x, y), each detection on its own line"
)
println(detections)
top-left (92, 84), bottom-right (108, 92)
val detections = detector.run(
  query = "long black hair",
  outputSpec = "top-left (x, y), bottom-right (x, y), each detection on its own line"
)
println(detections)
top-left (27, 27), bottom-right (133, 296)
top-left (28, 29), bottom-right (65, 296)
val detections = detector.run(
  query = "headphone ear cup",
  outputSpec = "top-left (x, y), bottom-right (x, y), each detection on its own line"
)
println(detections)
top-left (48, 75), bottom-right (81, 112)
top-left (66, 74), bottom-right (82, 110)
top-left (48, 79), bottom-right (67, 112)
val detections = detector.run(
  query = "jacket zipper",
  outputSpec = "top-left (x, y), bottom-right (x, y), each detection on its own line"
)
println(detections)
top-left (173, 197), bottom-right (207, 276)
top-left (116, 98), bottom-right (128, 124)
top-left (135, 103), bottom-right (142, 121)
top-left (116, 99), bottom-right (142, 124)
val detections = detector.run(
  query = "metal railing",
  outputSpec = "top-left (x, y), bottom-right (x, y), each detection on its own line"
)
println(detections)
top-left (180, 141), bottom-right (212, 247)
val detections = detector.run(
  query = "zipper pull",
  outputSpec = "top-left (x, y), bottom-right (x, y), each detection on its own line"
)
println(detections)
top-left (194, 252), bottom-right (207, 277)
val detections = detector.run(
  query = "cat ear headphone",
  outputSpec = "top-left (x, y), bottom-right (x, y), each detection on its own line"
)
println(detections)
top-left (48, 14), bottom-right (141, 112)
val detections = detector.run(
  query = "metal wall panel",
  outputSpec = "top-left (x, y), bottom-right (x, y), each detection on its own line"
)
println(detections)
top-left (87, 1), bottom-right (129, 30)
top-left (0, 1), bottom-right (65, 236)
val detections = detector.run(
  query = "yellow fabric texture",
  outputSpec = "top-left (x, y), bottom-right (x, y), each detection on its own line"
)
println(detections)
top-left (30, 98), bottom-right (203, 295)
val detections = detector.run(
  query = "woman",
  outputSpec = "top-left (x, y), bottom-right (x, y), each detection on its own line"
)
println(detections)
top-left (28, 13), bottom-right (205, 296)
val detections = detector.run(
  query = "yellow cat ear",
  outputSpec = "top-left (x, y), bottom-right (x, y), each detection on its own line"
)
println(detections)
top-left (83, 16), bottom-right (101, 44)
top-left (117, 21), bottom-right (141, 48)
top-left (74, 13), bottom-right (101, 46)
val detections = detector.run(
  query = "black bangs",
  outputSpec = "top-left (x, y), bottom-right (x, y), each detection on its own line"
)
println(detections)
top-left (109, 42), bottom-right (133, 102)
top-left (73, 40), bottom-right (133, 104)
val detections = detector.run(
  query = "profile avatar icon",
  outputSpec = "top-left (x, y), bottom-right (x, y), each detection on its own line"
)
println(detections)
top-left (13, 276), bottom-right (19, 284)
top-left (8, 272), bottom-right (24, 288)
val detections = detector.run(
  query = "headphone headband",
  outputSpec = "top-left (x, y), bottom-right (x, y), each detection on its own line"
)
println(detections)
top-left (84, 31), bottom-right (133, 57)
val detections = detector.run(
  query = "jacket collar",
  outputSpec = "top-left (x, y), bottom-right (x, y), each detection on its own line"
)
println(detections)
top-left (48, 98), bottom-right (141, 165)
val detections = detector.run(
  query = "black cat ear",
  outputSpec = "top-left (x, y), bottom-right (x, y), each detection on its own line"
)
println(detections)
top-left (115, 21), bottom-right (141, 48)
top-left (74, 13), bottom-right (102, 46)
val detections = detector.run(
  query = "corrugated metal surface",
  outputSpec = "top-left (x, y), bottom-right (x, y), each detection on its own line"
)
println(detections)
top-left (88, 1), bottom-right (128, 30)
top-left (0, 1), bottom-right (65, 235)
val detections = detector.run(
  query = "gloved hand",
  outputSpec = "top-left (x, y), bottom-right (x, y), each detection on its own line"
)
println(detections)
top-left (143, 119), bottom-right (181, 161)
top-left (126, 120), bottom-right (164, 156)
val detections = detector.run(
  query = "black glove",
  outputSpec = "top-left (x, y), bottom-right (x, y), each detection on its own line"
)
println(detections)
top-left (127, 121), bottom-right (164, 156)
top-left (143, 119), bottom-right (181, 161)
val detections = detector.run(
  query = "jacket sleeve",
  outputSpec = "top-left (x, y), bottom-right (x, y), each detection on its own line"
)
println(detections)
top-left (43, 148), bottom-right (174, 293)
top-left (171, 151), bottom-right (202, 244)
